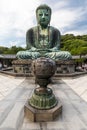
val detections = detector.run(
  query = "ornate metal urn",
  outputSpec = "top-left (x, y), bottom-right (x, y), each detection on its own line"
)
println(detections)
top-left (29, 57), bottom-right (57, 109)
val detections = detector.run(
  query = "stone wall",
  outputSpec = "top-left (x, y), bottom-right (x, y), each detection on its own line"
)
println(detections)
top-left (12, 59), bottom-right (75, 75)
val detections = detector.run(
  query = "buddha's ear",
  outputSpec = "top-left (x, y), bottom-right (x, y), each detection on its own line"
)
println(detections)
top-left (36, 12), bottom-right (39, 24)
top-left (49, 15), bottom-right (51, 24)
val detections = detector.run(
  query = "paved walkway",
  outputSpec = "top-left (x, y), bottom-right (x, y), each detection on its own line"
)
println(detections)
top-left (0, 74), bottom-right (25, 100)
top-left (0, 73), bottom-right (87, 130)
top-left (63, 75), bottom-right (87, 102)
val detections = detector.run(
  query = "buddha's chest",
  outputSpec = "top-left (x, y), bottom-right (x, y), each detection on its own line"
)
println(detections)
top-left (37, 28), bottom-right (50, 49)
top-left (38, 34), bottom-right (50, 48)
top-left (33, 27), bottom-right (53, 49)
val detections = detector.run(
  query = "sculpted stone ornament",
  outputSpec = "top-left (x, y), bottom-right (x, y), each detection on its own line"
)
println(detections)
top-left (16, 4), bottom-right (72, 60)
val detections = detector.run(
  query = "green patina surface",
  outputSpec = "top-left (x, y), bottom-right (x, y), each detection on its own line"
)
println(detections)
top-left (29, 89), bottom-right (57, 109)
top-left (16, 4), bottom-right (72, 60)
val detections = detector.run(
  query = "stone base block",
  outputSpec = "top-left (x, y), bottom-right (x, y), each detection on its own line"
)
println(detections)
top-left (12, 59), bottom-right (32, 74)
top-left (24, 98), bottom-right (62, 122)
top-left (12, 59), bottom-right (75, 75)
top-left (56, 60), bottom-right (75, 73)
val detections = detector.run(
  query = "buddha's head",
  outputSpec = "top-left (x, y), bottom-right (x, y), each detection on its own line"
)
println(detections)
top-left (36, 4), bottom-right (52, 28)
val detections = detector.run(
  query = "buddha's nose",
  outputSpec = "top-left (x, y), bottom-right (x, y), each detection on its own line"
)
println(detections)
top-left (42, 14), bottom-right (45, 19)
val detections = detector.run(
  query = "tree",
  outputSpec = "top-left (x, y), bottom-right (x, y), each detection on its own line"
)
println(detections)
top-left (61, 35), bottom-right (87, 55)
top-left (0, 46), bottom-right (26, 54)
top-left (78, 47), bottom-right (87, 55)
top-left (0, 46), bottom-right (8, 54)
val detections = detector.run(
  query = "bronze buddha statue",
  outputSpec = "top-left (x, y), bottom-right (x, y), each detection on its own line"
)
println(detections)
top-left (16, 4), bottom-right (72, 60)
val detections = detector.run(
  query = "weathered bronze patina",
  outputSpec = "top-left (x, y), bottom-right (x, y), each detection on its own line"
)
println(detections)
top-left (29, 57), bottom-right (57, 109)
top-left (16, 4), bottom-right (72, 60)
top-left (24, 57), bottom-right (62, 121)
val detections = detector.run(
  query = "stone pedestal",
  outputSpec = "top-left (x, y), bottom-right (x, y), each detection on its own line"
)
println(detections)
top-left (56, 60), bottom-right (75, 74)
top-left (12, 59), bottom-right (75, 75)
top-left (24, 98), bottom-right (62, 122)
top-left (12, 59), bottom-right (32, 74)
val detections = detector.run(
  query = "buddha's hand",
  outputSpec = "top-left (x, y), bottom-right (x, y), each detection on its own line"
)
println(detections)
top-left (36, 49), bottom-right (51, 52)
top-left (49, 47), bottom-right (59, 52)
top-left (29, 47), bottom-right (38, 52)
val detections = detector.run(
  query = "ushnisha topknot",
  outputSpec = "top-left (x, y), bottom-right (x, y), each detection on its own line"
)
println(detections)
top-left (36, 4), bottom-right (52, 14)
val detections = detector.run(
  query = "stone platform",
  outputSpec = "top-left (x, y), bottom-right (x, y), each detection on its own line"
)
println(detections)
top-left (12, 59), bottom-right (32, 74)
top-left (12, 59), bottom-right (75, 75)
top-left (0, 74), bottom-right (87, 129)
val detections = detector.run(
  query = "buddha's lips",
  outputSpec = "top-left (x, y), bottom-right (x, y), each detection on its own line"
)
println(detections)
top-left (41, 21), bottom-right (46, 22)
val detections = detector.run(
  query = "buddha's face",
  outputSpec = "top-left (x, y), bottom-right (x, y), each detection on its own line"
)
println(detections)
top-left (36, 8), bottom-right (51, 28)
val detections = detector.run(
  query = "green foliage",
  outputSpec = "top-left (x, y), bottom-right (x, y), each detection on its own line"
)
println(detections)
top-left (0, 46), bottom-right (26, 54)
top-left (74, 58), bottom-right (86, 64)
top-left (77, 47), bottom-right (87, 55)
top-left (61, 34), bottom-right (87, 55)
top-left (0, 46), bottom-right (8, 54)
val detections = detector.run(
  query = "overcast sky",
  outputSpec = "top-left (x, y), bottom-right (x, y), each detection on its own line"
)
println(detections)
top-left (0, 0), bottom-right (87, 47)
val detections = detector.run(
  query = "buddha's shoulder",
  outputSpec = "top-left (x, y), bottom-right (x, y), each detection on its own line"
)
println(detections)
top-left (26, 26), bottom-right (60, 34)
top-left (26, 26), bottom-right (38, 33)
